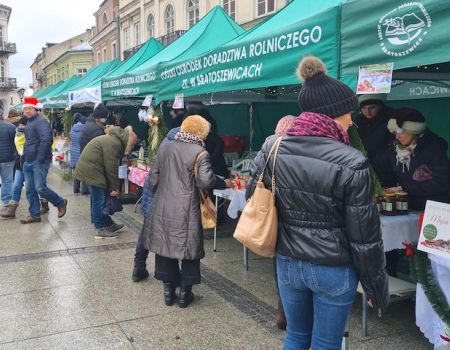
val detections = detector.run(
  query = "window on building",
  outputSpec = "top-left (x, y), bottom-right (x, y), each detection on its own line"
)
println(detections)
top-left (76, 68), bottom-right (88, 77)
top-left (97, 51), bottom-right (101, 64)
top-left (103, 13), bottom-right (108, 26)
top-left (134, 22), bottom-right (141, 46)
top-left (187, 0), bottom-right (199, 28)
top-left (0, 27), bottom-right (3, 43)
top-left (148, 14), bottom-right (155, 38)
top-left (256, 0), bottom-right (275, 17)
top-left (165, 5), bottom-right (175, 35)
top-left (0, 61), bottom-right (5, 78)
top-left (112, 42), bottom-right (117, 59)
top-left (222, 0), bottom-right (236, 20)
top-left (103, 48), bottom-right (107, 61)
top-left (124, 28), bottom-right (130, 49)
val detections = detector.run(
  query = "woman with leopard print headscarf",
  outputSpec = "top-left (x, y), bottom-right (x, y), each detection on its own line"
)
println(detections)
top-left (143, 115), bottom-right (216, 308)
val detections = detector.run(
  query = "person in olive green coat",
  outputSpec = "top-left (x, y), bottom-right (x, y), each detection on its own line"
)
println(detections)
top-left (74, 126), bottom-right (137, 238)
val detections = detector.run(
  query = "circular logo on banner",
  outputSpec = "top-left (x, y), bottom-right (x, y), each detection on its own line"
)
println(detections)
top-left (422, 224), bottom-right (438, 240)
top-left (378, 2), bottom-right (432, 57)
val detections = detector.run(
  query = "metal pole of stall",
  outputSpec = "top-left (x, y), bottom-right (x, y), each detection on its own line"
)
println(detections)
top-left (248, 102), bottom-right (253, 153)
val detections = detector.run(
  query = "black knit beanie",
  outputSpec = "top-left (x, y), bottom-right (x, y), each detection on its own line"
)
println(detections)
top-left (296, 56), bottom-right (358, 118)
top-left (92, 103), bottom-right (110, 119)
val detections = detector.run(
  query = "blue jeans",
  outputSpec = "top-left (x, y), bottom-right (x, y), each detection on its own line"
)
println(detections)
top-left (89, 185), bottom-right (113, 229)
top-left (277, 254), bottom-right (358, 350)
top-left (0, 160), bottom-right (15, 206)
top-left (12, 169), bottom-right (25, 202)
top-left (23, 160), bottom-right (65, 217)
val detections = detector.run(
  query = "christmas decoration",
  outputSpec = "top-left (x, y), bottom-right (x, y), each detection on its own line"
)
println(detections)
top-left (403, 244), bottom-right (450, 327)
top-left (147, 104), bottom-right (168, 163)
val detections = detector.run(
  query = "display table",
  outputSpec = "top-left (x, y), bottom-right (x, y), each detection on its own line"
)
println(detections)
top-left (127, 166), bottom-right (150, 212)
top-left (213, 189), bottom-right (421, 270)
top-left (380, 212), bottom-right (421, 251)
top-left (416, 254), bottom-right (450, 349)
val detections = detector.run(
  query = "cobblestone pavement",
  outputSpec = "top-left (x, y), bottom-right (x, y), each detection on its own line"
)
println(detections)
top-left (0, 166), bottom-right (433, 349)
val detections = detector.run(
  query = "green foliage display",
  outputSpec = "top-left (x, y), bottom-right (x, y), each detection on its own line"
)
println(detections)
top-left (62, 111), bottom-right (73, 138)
top-left (413, 250), bottom-right (450, 326)
top-left (348, 126), bottom-right (384, 196)
top-left (147, 104), bottom-right (168, 163)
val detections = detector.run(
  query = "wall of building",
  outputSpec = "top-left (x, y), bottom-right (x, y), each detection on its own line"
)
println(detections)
top-left (0, 4), bottom-right (14, 115)
top-left (90, 0), bottom-right (119, 65)
top-left (116, 0), bottom-right (289, 59)
top-left (44, 51), bottom-right (93, 86)
top-left (31, 29), bottom-right (93, 89)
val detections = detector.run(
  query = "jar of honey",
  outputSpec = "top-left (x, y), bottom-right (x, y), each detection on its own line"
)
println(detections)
top-left (383, 193), bottom-right (396, 215)
top-left (395, 191), bottom-right (409, 215)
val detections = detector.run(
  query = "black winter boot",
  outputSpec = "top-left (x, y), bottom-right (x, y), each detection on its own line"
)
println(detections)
top-left (132, 268), bottom-right (149, 282)
top-left (163, 282), bottom-right (176, 306)
top-left (178, 285), bottom-right (194, 308)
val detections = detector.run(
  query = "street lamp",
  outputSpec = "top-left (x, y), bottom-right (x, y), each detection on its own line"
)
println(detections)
top-left (17, 87), bottom-right (25, 102)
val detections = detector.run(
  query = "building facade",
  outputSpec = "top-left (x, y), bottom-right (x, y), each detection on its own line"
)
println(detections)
top-left (43, 43), bottom-right (93, 86)
top-left (89, 0), bottom-right (120, 66)
top-left (118, 0), bottom-right (291, 60)
top-left (0, 4), bottom-right (16, 115)
top-left (31, 29), bottom-right (94, 89)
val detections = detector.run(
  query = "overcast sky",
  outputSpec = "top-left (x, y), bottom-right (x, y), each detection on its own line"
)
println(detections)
top-left (4, 0), bottom-right (100, 88)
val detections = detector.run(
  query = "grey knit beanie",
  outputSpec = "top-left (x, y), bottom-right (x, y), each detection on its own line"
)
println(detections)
top-left (296, 56), bottom-right (358, 118)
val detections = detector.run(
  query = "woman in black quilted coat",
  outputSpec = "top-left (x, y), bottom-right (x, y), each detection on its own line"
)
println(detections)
top-left (247, 56), bottom-right (388, 350)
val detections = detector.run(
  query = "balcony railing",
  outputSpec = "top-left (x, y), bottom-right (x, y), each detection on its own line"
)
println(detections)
top-left (157, 30), bottom-right (186, 47)
top-left (123, 44), bottom-right (144, 60)
top-left (122, 30), bottom-right (186, 60)
top-left (0, 77), bottom-right (17, 90)
top-left (0, 42), bottom-right (17, 54)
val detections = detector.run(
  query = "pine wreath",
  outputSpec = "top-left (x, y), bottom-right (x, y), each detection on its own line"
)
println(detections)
top-left (413, 250), bottom-right (450, 326)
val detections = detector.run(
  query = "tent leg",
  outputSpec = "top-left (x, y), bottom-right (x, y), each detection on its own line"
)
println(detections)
top-left (248, 103), bottom-right (253, 153)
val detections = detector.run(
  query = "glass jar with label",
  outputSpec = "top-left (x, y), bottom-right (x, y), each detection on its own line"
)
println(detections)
top-left (383, 193), bottom-right (396, 216)
top-left (376, 196), bottom-right (383, 213)
top-left (395, 191), bottom-right (409, 215)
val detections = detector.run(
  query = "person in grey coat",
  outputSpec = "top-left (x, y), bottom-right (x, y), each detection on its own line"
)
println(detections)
top-left (143, 115), bottom-right (216, 308)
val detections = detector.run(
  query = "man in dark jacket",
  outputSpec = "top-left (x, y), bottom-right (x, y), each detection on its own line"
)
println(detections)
top-left (356, 94), bottom-right (393, 175)
top-left (79, 103), bottom-right (109, 152)
top-left (69, 113), bottom-right (88, 194)
top-left (21, 97), bottom-right (67, 224)
top-left (0, 113), bottom-right (16, 208)
top-left (74, 126), bottom-right (137, 238)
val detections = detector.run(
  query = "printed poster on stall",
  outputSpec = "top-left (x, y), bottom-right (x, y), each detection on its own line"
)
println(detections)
top-left (172, 94), bottom-right (184, 109)
top-left (418, 200), bottom-right (450, 260)
top-left (357, 63), bottom-right (394, 94)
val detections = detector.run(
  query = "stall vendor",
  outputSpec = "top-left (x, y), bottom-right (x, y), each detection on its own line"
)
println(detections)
top-left (356, 94), bottom-right (393, 175)
top-left (376, 107), bottom-right (450, 210)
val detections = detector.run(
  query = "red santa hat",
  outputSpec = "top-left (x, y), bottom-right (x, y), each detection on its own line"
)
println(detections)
top-left (23, 97), bottom-right (39, 110)
top-left (387, 107), bottom-right (426, 135)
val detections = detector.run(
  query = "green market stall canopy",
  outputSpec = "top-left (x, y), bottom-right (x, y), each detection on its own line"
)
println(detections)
top-left (156, 0), bottom-right (344, 101)
top-left (340, 0), bottom-right (450, 87)
top-left (41, 75), bottom-right (81, 109)
top-left (101, 6), bottom-right (245, 100)
top-left (62, 59), bottom-right (121, 107)
top-left (75, 39), bottom-right (164, 105)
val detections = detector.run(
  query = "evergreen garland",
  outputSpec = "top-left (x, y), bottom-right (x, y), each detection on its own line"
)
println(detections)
top-left (413, 250), bottom-right (450, 326)
top-left (348, 126), bottom-right (384, 196)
